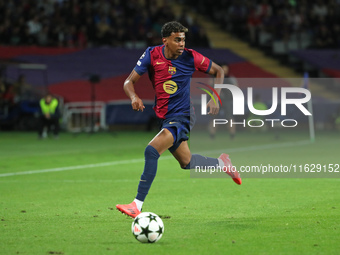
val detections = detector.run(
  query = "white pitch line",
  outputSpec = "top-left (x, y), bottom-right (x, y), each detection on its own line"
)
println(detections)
top-left (0, 158), bottom-right (146, 177)
top-left (0, 140), bottom-right (311, 178)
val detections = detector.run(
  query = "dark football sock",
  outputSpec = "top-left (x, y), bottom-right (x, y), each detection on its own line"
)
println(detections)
top-left (135, 145), bottom-right (160, 201)
top-left (183, 154), bottom-right (219, 169)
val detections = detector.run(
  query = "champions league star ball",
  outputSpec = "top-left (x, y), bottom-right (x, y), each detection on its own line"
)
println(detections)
top-left (131, 212), bottom-right (164, 243)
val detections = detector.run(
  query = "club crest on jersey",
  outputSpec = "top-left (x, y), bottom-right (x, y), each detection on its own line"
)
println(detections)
top-left (163, 80), bottom-right (178, 94)
top-left (168, 66), bottom-right (176, 75)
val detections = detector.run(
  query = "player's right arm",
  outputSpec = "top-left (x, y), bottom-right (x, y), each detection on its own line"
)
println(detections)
top-left (124, 48), bottom-right (152, 112)
top-left (123, 70), bottom-right (145, 112)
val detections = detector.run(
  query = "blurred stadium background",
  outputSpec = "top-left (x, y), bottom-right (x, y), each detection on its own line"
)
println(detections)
top-left (0, 0), bottom-right (339, 133)
top-left (1, 1), bottom-right (339, 254)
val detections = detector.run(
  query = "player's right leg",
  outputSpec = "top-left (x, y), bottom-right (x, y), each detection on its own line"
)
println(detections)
top-left (116, 128), bottom-right (174, 218)
top-left (172, 141), bottom-right (242, 185)
top-left (218, 153), bottom-right (241, 184)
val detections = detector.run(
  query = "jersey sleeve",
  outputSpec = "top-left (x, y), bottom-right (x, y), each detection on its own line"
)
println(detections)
top-left (134, 47), bottom-right (152, 76)
top-left (190, 49), bottom-right (212, 73)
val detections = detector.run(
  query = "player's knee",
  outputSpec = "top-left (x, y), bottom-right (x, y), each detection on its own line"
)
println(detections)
top-left (145, 145), bottom-right (160, 159)
top-left (180, 158), bottom-right (191, 169)
top-left (180, 163), bottom-right (189, 169)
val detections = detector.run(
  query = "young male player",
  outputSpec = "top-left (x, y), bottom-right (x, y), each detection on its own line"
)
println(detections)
top-left (116, 21), bottom-right (241, 218)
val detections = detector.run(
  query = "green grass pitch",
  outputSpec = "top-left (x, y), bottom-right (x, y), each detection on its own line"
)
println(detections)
top-left (0, 130), bottom-right (339, 255)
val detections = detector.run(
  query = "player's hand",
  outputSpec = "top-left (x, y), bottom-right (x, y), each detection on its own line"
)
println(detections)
top-left (207, 98), bottom-right (219, 115)
top-left (131, 96), bottom-right (145, 112)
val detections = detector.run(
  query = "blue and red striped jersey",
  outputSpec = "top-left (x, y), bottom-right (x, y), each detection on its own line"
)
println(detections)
top-left (134, 45), bottom-right (212, 119)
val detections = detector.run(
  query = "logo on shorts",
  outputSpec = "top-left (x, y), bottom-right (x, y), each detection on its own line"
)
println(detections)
top-left (163, 80), bottom-right (178, 94)
top-left (168, 66), bottom-right (176, 75)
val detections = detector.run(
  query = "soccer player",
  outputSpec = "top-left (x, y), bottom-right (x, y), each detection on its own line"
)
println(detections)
top-left (116, 21), bottom-right (241, 218)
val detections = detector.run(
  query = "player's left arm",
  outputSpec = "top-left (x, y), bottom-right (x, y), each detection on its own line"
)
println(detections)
top-left (207, 61), bottom-right (224, 115)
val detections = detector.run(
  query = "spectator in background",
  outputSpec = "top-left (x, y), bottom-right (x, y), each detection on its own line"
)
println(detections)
top-left (26, 14), bottom-right (42, 41)
top-left (0, 79), bottom-right (8, 108)
top-left (331, 24), bottom-right (340, 48)
top-left (227, 1), bottom-right (248, 37)
top-left (76, 25), bottom-right (88, 48)
top-left (180, 0), bottom-right (340, 50)
top-left (38, 0), bottom-right (55, 17)
top-left (0, 19), bottom-right (12, 45)
top-left (0, 79), bottom-right (6, 96)
top-left (38, 93), bottom-right (60, 139)
top-left (9, 27), bottom-right (22, 45)
top-left (0, 0), bottom-right (210, 48)
top-left (65, 24), bottom-right (77, 47)
top-left (257, 0), bottom-right (272, 21)
top-left (313, 0), bottom-right (328, 18)
top-left (96, 16), bottom-right (113, 45)
top-left (0, 78), bottom-right (16, 120)
top-left (37, 25), bottom-right (50, 46)
top-left (247, 5), bottom-right (261, 45)
top-left (83, 16), bottom-right (96, 46)
top-left (0, 79), bottom-right (15, 106)
top-left (315, 24), bottom-right (334, 48)
top-left (287, 7), bottom-right (303, 35)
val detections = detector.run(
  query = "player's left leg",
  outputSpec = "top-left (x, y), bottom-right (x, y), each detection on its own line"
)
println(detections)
top-left (133, 128), bottom-right (174, 206)
top-left (116, 128), bottom-right (174, 218)
top-left (171, 141), bottom-right (242, 185)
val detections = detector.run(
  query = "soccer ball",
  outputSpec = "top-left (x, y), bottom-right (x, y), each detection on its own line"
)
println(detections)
top-left (131, 212), bottom-right (164, 243)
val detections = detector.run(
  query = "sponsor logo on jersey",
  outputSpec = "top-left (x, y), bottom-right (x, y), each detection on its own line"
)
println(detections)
top-left (163, 80), bottom-right (178, 94)
top-left (168, 66), bottom-right (176, 75)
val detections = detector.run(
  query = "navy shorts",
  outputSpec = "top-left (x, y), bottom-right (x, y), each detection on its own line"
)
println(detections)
top-left (159, 113), bottom-right (196, 153)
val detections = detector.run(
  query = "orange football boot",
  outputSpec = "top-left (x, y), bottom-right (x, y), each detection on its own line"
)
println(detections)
top-left (219, 153), bottom-right (242, 185)
top-left (116, 202), bottom-right (141, 218)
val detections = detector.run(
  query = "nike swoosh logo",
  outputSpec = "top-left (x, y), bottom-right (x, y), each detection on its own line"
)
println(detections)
top-left (156, 61), bottom-right (165, 65)
top-left (169, 122), bottom-right (177, 124)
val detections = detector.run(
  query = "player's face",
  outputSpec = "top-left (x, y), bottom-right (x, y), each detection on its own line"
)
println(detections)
top-left (163, 32), bottom-right (185, 58)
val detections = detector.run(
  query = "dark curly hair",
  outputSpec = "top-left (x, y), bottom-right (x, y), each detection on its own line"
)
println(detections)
top-left (161, 21), bottom-right (188, 38)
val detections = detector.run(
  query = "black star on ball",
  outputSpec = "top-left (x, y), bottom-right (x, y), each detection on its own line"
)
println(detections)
top-left (156, 225), bottom-right (163, 235)
top-left (140, 225), bottom-right (152, 237)
top-left (147, 214), bottom-right (157, 222)
top-left (133, 217), bottom-right (140, 225)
